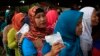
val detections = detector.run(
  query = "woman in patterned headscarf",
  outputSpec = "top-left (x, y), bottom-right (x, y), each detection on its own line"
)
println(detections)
top-left (22, 6), bottom-right (48, 56)
top-left (21, 5), bottom-right (63, 56)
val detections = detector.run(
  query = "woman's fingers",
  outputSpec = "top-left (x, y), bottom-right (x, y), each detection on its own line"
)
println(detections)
top-left (52, 42), bottom-right (65, 52)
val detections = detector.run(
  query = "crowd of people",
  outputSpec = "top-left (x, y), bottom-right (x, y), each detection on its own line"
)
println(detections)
top-left (0, 4), bottom-right (100, 56)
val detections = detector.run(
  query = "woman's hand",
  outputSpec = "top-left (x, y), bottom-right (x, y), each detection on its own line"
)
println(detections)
top-left (50, 42), bottom-right (64, 55)
top-left (15, 33), bottom-right (22, 43)
top-left (45, 42), bottom-right (65, 56)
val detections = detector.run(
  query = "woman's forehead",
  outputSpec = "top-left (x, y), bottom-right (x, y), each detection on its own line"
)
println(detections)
top-left (35, 12), bottom-right (44, 15)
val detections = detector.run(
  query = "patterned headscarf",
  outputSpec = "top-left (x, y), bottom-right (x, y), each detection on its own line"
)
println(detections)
top-left (26, 6), bottom-right (52, 41)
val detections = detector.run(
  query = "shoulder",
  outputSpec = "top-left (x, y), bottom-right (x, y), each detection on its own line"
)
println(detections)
top-left (3, 25), bottom-right (12, 33)
top-left (7, 28), bottom-right (16, 37)
top-left (22, 37), bottom-right (37, 55)
top-left (22, 37), bottom-right (33, 46)
top-left (8, 28), bottom-right (16, 33)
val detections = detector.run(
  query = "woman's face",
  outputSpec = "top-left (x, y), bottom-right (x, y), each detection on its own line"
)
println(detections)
top-left (34, 12), bottom-right (46, 28)
top-left (76, 18), bottom-right (82, 36)
top-left (91, 10), bottom-right (99, 26)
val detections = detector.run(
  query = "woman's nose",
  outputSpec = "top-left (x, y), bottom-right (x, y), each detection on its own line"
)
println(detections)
top-left (80, 23), bottom-right (83, 31)
top-left (40, 17), bottom-right (45, 21)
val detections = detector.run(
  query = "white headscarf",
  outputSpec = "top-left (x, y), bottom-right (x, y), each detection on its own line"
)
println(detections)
top-left (80, 7), bottom-right (95, 45)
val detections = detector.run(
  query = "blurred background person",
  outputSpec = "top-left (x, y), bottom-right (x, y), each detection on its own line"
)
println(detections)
top-left (80, 7), bottom-right (99, 56)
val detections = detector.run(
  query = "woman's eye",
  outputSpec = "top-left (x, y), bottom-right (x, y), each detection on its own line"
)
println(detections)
top-left (42, 14), bottom-right (45, 17)
top-left (77, 23), bottom-right (80, 26)
top-left (35, 15), bottom-right (40, 18)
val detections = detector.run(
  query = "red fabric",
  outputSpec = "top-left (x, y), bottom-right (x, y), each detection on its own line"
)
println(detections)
top-left (92, 48), bottom-right (100, 56)
top-left (37, 47), bottom-right (43, 56)
top-left (12, 13), bottom-right (25, 31)
top-left (46, 9), bottom-right (58, 29)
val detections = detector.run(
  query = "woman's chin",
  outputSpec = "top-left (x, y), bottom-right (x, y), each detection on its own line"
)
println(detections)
top-left (38, 25), bottom-right (46, 28)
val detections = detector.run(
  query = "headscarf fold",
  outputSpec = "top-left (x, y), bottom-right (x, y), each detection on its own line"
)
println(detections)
top-left (12, 13), bottom-right (25, 31)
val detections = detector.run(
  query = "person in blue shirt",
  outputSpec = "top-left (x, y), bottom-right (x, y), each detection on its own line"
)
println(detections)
top-left (21, 6), bottom-right (54, 56)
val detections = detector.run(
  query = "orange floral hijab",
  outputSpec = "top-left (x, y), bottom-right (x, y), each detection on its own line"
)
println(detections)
top-left (12, 13), bottom-right (25, 31)
top-left (26, 6), bottom-right (53, 41)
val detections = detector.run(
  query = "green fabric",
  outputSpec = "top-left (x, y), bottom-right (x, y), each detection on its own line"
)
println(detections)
top-left (7, 28), bottom-right (21, 56)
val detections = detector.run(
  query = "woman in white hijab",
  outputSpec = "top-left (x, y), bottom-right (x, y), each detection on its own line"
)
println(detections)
top-left (80, 7), bottom-right (99, 56)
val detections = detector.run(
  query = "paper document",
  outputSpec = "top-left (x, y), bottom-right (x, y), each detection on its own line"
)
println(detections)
top-left (45, 32), bottom-right (63, 45)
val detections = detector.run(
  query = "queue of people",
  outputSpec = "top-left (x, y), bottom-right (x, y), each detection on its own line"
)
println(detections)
top-left (0, 4), bottom-right (100, 56)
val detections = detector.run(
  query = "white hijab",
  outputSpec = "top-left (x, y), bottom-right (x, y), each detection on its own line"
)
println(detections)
top-left (80, 7), bottom-right (95, 45)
